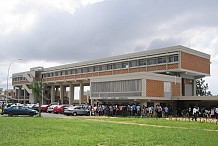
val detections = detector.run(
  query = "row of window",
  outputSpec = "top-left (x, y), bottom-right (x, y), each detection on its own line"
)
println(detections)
top-left (91, 79), bottom-right (142, 93)
top-left (42, 54), bottom-right (178, 78)
top-left (12, 54), bottom-right (178, 81)
top-left (12, 77), bottom-right (26, 82)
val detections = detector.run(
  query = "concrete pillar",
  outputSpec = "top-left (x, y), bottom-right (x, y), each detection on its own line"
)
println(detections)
top-left (79, 82), bottom-right (84, 105)
top-left (193, 79), bottom-right (196, 96)
top-left (18, 87), bottom-right (21, 101)
top-left (24, 89), bottom-right (26, 104)
top-left (142, 79), bottom-right (146, 97)
top-left (90, 98), bottom-right (94, 106)
top-left (51, 85), bottom-right (55, 103)
top-left (15, 88), bottom-right (18, 99)
top-left (60, 84), bottom-right (64, 104)
top-left (69, 84), bottom-right (74, 105)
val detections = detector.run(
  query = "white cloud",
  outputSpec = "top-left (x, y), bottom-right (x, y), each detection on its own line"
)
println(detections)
top-left (0, 0), bottom-right (218, 95)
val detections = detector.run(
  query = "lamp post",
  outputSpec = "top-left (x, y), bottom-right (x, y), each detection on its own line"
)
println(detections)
top-left (6, 59), bottom-right (23, 105)
top-left (41, 79), bottom-right (44, 105)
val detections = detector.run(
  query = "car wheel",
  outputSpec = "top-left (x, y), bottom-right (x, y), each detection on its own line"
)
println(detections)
top-left (73, 112), bottom-right (77, 116)
top-left (86, 112), bottom-right (90, 116)
top-left (29, 112), bottom-right (34, 117)
top-left (8, 112), bottom-right (13, 117)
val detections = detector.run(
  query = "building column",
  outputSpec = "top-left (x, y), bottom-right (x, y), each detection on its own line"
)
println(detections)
top-left (79, 82), bottom-right (84, 105)
top-left (18, 87), bottom-right (21, 101)
top-left (55, 87), bottom-right (59, 101)
top-left (24, 89), bottom-right (26, 104)
top-left (142, 79), bottom-right (146, 97)
top-left (69, 84), bottom-right (74, 105)
top-left (51, 85), bottom-right (55, 103)
top-left (193, 79), bottom-right (196, 96)
top-left (60, 84), bottom-right (64, 104)
top-left (15, 88), bottom-right (18, 100)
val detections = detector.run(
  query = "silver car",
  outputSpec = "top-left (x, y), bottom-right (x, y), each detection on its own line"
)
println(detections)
top-left (64, 106), bottom-right (90, 116)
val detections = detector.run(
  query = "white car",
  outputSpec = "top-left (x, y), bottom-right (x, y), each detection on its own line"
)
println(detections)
top-left (47, 105), bottom-right (57, 113)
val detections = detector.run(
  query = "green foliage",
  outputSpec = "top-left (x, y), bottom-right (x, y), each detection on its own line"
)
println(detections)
top-left (29, 81), bottom-right (42, 117)
top-left (196, 79), bottom-right (212, 96)
top-left (0, 117), bottom-right (217, 146)
top-left (29, 81), bottom-right (42, 101)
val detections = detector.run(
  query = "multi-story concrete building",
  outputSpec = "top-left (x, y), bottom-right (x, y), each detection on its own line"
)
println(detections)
top-left (11, 45), bottom-right (217, 110)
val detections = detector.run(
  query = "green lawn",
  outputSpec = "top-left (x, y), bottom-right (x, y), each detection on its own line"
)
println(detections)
top-left (0, 116), bottom-right (217, 146)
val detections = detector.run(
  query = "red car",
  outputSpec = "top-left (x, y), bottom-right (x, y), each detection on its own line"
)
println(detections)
top-left (53, 105), bottom-right (69, 114)
top-left (40, 105), bottom-right (51, 112)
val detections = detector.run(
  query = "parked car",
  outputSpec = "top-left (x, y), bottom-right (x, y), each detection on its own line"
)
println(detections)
top-left (3, 105), bottom-right (38, 117)
top-left (53, 105), bottom-right (69, 114)
top-left (47, 105), bottom-right (57, 113)
top-left (64, 106), bottom-right (90, 116)
top-left (40, 105), bottom-right (51, 112)
top-left (25, 104), bottom-right (35, 109)
top-left (32, 104), bottom-right (39, 111)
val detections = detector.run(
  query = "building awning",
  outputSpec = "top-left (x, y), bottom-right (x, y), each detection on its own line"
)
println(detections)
top-left (172, 96), bottom-right (218, 101)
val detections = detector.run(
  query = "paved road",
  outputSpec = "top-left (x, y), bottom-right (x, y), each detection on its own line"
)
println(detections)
top-left (0, 112), bottom-right (92, 118)
top-left (41, 112), bottom-right (93, 118)
top-left (41, 112), bottom-right (67, 118)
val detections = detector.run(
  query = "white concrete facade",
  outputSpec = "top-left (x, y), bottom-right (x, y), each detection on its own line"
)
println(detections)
top-left (10, 45), bottom-right (213, 107)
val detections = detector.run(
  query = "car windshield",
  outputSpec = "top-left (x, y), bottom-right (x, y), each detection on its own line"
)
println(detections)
top-left (67, 106), bottom-right (75, 110)
top-left (68, 106), bottom-right (84, 110)
top-left (10, 106), bottom-right (27, 110)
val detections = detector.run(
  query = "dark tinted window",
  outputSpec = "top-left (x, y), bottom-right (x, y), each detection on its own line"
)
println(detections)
top-left (148, 58), bottom-right (157, 65)
top-left (158, 57), bottom-right (166, 64)
top-left (139, 59), bottom-right (146, 66)
top-left (114, 62), bottom-right (122, 69)
top-left (122, 62), bottom-right (129, 68)
top-left (107, 64), bottom-right (113, 70)
top-left (129, 60), bottom-right (138, 67)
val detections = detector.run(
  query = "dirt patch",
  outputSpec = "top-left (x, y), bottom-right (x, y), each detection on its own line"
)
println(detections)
top-left (87, 119), bottom-right (218, 132)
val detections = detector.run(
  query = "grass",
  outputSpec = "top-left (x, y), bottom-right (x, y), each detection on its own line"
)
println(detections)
top-left (0, 116), bottom-right (217, 146)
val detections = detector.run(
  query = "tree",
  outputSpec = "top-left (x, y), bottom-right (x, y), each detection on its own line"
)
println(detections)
top-left (30, 81), bottom-right (42, 117)
top-left (196, 79), bottom-right (212, 96)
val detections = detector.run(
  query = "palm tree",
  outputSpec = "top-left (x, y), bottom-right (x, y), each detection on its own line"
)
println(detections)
top-left (30, 81), bottom-right (42, 117)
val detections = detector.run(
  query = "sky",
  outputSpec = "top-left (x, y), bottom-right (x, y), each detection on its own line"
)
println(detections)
top-left (0, 0), bottom-right (218, 96)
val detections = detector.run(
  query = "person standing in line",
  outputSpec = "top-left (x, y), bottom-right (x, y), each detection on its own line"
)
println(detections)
top-left (210, 107), bottom-right (215, 118)
top-left (215, 106), bottom-right (218, 119)
top-left (148, 106), bottom-right (153, 117)
top-left (164, 106), bottom-right (169, 118)
top-left (192, 106), bottom-right (198, 121)
top-left (109, 105), bottom-right (113, 116)
top-left (1, 102), bottom-right (5, 115)
top-left (136, 105), bottom-right (141, 116)
top-left (188, 106), bottom-right (192, 118)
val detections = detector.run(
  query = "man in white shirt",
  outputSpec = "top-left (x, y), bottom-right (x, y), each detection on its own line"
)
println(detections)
top-left (215, 106), bottom-right (218, 119)
top-left (192, 106), bottom-right (198, 121)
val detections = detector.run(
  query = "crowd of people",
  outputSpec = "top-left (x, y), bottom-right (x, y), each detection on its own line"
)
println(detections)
top-left (84, 104), bottom-right (173, 118)
top-left (1, 101), bottom-right (218, 121)
top-left (85, 104), bottom-right (218, 121)
top-left (181, 106), bottom-right (218, 121)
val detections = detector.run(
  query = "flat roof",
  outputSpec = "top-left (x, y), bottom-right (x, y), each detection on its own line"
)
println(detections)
top-left (43, 45), bottom-right (210, 72)
top-left (172, 96), bottom-right (218, 101)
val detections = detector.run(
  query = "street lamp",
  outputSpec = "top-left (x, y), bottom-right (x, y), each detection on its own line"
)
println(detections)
top-left (6, 58), bottom-right (23, 105)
